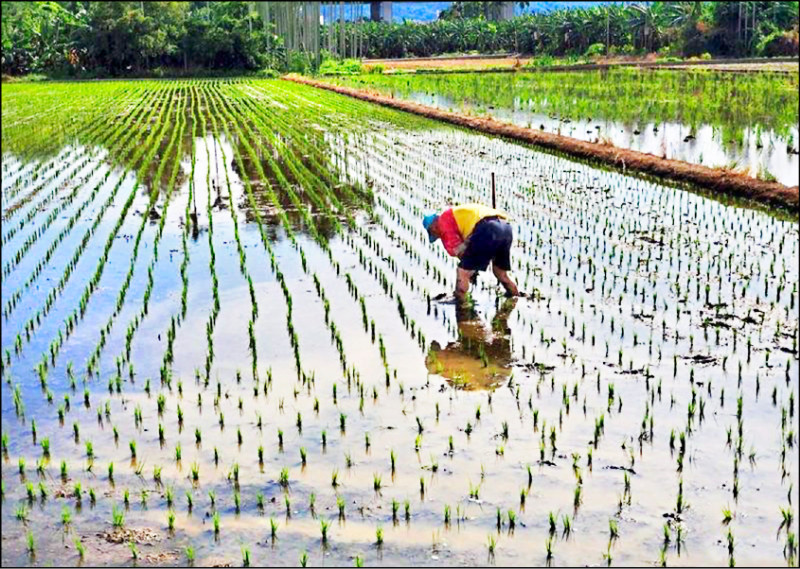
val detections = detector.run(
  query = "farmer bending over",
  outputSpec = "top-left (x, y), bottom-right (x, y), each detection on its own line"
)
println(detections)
top-left (423, 203), bottom-right (519, 302)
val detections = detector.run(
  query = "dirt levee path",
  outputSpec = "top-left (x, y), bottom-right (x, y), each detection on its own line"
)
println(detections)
top-left (285, 75), bottom-right (799, 213)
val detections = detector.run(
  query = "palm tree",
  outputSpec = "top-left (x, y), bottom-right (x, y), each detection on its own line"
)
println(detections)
top-left (627, 2), bottom-right (668, 52)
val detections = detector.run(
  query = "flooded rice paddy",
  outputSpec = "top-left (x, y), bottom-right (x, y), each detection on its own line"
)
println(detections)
top-left (1, 79), bottom-right (798, 567)
top-left (320, 69), bottom-right (800, 187)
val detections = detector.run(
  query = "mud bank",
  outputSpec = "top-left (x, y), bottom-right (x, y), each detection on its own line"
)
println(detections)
top-left (285, 75), bottom-right (799, 212)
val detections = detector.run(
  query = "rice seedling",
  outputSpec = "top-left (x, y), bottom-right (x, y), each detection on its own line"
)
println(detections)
top-left (74, 538), bottom-right (86, 558)
top-left (722, 507), bottom-right (733, 524)
top-left (562, 514), bottom-right (572, 536)
top-left (111, 504), bottom-right (125, 528)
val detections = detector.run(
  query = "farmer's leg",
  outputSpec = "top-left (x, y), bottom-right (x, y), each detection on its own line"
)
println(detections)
top-left (455, 267), bottom-right (474, 302)
top-left (456, 220), bottom-right (494, 301)
top-left (492, 264), bottom-right (518, 297)
top-left (492, 220), bottom-right (518, 296)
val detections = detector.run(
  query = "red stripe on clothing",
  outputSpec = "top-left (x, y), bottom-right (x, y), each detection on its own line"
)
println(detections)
top-left (438, 208), bottom-right (463, 257)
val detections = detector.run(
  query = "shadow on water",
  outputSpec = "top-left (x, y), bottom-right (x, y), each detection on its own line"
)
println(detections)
top-left (426, 296), bottom-right (517, 390)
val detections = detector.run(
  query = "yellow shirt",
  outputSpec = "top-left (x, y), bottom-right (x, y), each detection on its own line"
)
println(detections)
top-left (451, 203), bottom-right (509, 239)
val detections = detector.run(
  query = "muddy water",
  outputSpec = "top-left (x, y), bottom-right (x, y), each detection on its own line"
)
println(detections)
top-left (1, 79), bottom-right (798, 567)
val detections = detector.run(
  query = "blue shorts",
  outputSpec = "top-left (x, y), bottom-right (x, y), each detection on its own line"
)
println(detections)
top-left (459, 217), bottom-right (513, 272)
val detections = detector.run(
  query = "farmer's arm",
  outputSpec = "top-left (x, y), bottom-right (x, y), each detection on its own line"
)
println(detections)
top-left (438, 211), bottom-right (466, 257)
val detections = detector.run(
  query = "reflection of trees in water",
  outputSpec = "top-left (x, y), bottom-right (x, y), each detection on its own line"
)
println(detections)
top-left (5, 99), bottom-right (372, 243)
top-left (426, 297), bottom-right (517, 390)
top-left (229, 132), bottom-right (372, 241)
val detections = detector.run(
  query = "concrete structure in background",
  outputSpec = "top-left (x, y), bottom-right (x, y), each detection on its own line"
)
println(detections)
top-left (497, 2), bottom-right (514, 20)
top-left (370, 1), bottom-right (392, 22)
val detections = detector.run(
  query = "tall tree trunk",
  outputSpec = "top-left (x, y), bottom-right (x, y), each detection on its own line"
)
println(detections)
top-left (339, 1), bottom-right (345, 59)
top-left (737, 1), bottom-right (742, 45)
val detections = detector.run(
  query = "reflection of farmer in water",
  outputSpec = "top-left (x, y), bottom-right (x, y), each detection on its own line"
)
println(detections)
top-left (423, 203), bottom-right (519, 302)
top-left (426, 297), bottom-right (517, 389)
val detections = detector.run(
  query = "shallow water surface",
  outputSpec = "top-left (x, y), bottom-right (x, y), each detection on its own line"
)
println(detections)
top-left (1, 79), bottom-right (798, 567)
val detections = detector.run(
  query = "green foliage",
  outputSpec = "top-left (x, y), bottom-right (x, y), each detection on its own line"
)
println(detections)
top-left (318, 57), bottom-right (363, 76)
top-left (584, 42), bottom-right (606, 58)
top-left (2, 1), bottom-right (281, 77)
top-left (1, 1), bottom-right (86, 75)
top-left (4, 1), bottom-right (799, 78)
top-left (324, 2), bottom-right (798, 59)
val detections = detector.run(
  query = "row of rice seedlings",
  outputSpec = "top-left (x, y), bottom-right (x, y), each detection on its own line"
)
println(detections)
top-left (2, 80), bottom-right (140, 167)
top-left (224, 85), bottom-right (416, 405)
top-left (102, 81), bottom-right (189, 391)
top-left (2, 87), bottom-right (161, 318)
top-left (2, 148), bottom-right (90, 227)
top-left (195, 85), bottom-right (222, 385)
top-left (178, 84), bottom-right (200, 323)
top-left (3, 88), bottom-right (176, 492)
top-left (78, 83), bottom-right (186, 387)
top-left (7, 83), bottom-right (175, 362)
top-left (2, 81), bottom-right (141, 225)
top-left (199, 83), bottom-right (305, 380)
top-left (201, 86), bottom-right (259, 380)
top-left (2, 152), bottom-right (98, 270)
top-left (230, 84), bottom-right (410, 373)
top-left (2, 152), bottom-right (67, 208)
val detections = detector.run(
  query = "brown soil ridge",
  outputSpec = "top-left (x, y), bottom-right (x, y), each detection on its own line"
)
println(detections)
top-left (284, 75), bottom-right (799, 213)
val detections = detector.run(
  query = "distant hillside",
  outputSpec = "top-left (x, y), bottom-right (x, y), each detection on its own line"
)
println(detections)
top-left (392, 1), bottom-right (614, 22)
